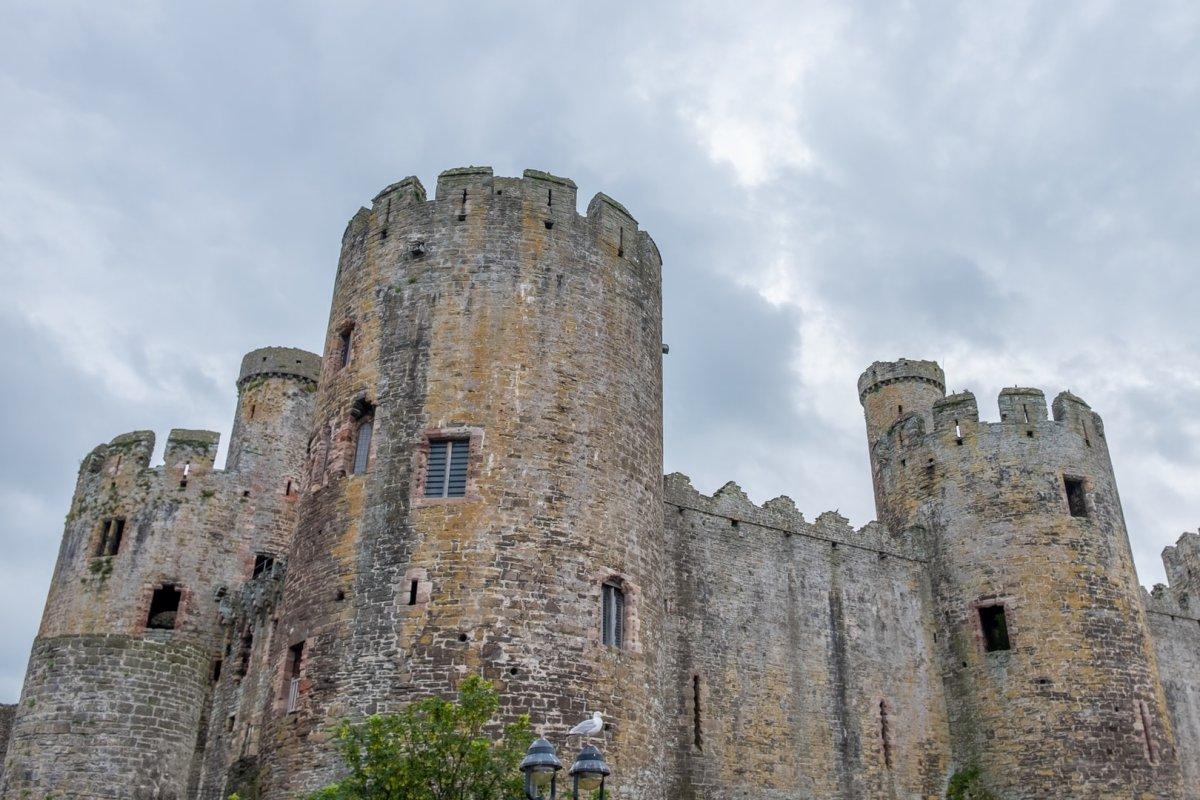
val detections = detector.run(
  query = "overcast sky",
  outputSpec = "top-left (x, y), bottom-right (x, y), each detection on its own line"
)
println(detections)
top-left (3, 1), bottom-right (1200, 702)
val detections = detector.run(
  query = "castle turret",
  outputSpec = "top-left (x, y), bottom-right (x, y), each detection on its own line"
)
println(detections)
top-left (1, 348), bottom-right (318, 800)
top-left (260, 168), bottom-right (668, 798)
top-left (859, 359), bottom-right (1186, 799)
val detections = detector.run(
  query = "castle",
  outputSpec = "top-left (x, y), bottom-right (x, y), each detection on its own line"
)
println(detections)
top-left (1, 166), bottom-right (1198, 800)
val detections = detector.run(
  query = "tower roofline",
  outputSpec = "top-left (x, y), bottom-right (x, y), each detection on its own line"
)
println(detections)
top-left (858, 358), bottom-right (945, 402)
top-left (237, 347), bottom-right (321, 388)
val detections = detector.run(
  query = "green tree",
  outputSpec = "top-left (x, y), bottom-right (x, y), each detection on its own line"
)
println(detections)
top-left (306, 675), bottom-right (531, 800)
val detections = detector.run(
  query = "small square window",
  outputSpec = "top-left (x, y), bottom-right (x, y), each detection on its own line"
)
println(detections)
top-left (1064, 477), bottom-right (1088, 518)
top-left (147, 585), bottom-right (182, 630)
top-left (424, 438), bottom-right (469, 498)
top-left (979, 604), bottom-right (1011, 652)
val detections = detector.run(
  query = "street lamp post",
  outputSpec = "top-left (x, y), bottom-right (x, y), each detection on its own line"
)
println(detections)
top-left (520, 736), bottom-right (612, 800)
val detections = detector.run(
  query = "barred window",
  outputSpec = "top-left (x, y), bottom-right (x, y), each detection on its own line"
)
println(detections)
top-left (95, 517), bottom-right (126, 557)
top-left (352, 419), bottom-right (374, 475)
top-left (602, 581), bottom-right (625, 648)
top-left (424, 438), bottom-right (469, 498)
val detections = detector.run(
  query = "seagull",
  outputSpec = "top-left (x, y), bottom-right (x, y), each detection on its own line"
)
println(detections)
top-left (568, 711), bottom-right (604, 739)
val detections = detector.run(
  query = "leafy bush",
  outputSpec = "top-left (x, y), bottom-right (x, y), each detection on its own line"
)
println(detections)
top-left (306, 675), bottom-right (530, 800)
top-left (946, 766), bottom-right (998, 800)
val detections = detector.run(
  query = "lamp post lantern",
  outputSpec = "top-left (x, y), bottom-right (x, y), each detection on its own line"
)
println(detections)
top-left (520, 736), bottom-right (611, 800)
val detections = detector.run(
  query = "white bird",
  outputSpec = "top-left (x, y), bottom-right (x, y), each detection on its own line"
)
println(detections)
top-left (568, 711), bottom-right (604, 738)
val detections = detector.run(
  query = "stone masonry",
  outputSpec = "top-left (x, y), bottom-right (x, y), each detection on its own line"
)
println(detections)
top-left (2, 167), bottom-right (1199, 799)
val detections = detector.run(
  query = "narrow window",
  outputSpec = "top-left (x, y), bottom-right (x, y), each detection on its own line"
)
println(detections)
top-left (601, 581), bottom-right (625, 648)
top-left (617, 226), bottom-right (624, 257)
top-left (424, 437), bottom-right (469, 498)
top-left (897, 404), bottom-right (903, 415)
top-left (338, 327), bottom-right (353, 369)
top-left (1022, 404), bottom-right (1030, 424)
top-left (248, 402), bottom-right (256, 421)
top-left (226, 714), bottom-right (236, 733)
top-left (146, 585), bottom-right (182, 630)
top-left (692, 675), bottom-right (703, 750)
top-left (180, 462), bottom-right (190, 488)
top-left (253, 553), bottom-right (275, 578)
top-left (212, 659), bottom-right (223, 682)
top-left (284, 479), bottom-right (293, 495)
top-left (106, 518), bottom-right (125, 556)
top-left (408, 579), bottom-right (419, 606)
top-left (979, 605), bottom-right (1011, 652)
top-left (1064, 477), bottom-right (1088, 518)
top-left (880, 700), bottom-right (893, 769)
top-left (286, 641), bottom-right (304, 713)
top-left (954, 420), bottom-right (962, 442)
top-left (352, 418), bottom-right (374, 475)
top-left (458, 188), bottom-right (467, 221)
top-left (1139, 700), bottom-right (1159, 763)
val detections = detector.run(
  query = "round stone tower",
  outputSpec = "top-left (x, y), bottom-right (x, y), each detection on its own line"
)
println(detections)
top-left (261, 167), bottom-right (667, 798)
top-left (1, 347), bottom-right (318, 800)
top-left (859, 360), bottom-right (1185, 798)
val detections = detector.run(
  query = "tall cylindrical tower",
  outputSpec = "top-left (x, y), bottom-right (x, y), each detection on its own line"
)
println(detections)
top-left (859, 360), bottom-right (1185, 798)
top-left (261, 167), bottom-right (667, 798)
top-left (1, 348), bottom-right (317, 800)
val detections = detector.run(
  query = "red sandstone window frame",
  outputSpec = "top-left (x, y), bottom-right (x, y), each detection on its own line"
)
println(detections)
top-left (335, 321), bottom-right (355, 370)
top-left (411, 426), bottom-right (485, 506)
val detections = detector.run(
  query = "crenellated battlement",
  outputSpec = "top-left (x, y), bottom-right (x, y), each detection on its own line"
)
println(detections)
top-left (663, 472), bottom-right (927, 561)
top-left (871, 380), bottom-right (1105, 457)
top-left (341, 167), bottom-right (658, 273)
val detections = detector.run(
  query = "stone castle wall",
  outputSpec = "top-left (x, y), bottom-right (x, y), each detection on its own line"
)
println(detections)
top-left (862, 363), bottom-right (1187, 799)
top-left (1146, 532), bottom-right (1200, 796)
top-left (661, 475), bottom-right (950, 799)
top-left (260, 168), bottom-right (668, 798)
top-left (0, 705), bottom-right (13, 784)
top-left (1, 349), bottom-right (318, 800)
top-left (3, 166), bottom-right (1199, 800)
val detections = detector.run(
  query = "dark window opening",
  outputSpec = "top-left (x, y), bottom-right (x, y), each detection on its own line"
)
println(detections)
top-left (897, 404), bottom-right (903, 414)
top-left (424, 437), bottom-right (469, 498)
top-left (179, 462), bottom-right (189, 489)
top-left (335, 588), bottom-right (346, 602)
top-left (352, 418), bottom-right (374, 475)
top-left (458, 188), bottom-right (468, 221)
top-left (226, 714), bottom-right (236, 733)
top-left (212, 659), bottom-right (223, 682)
top-left (147, 585), bottom-right (182, 630)
top-left (285, 479), bottom-right (294, 495)
top-left (601, 581), bottom-right (625, 648)
top-left (617, 226), bottom-right (624, 257)
top-left (237, 631), bottom-right (254, 677)
top-left (253, 554), bottom-right (275, 578)
top-left (979, 604), bottom-right (1011, 652)
top-left (1064, 477), bottom-right (1088, 518)
top-left (880, 700), bottom-right (893, 769)
top-left (338, 327), bottom-right (353, 369)
top-left (248, 403), bottom-right (256, 420)
top-left (693, 675), bottom-right (703, 750)
top-left (408, 579), bottom-right (419, 605)
top-left (95, 517), bottom-right (126, 557)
